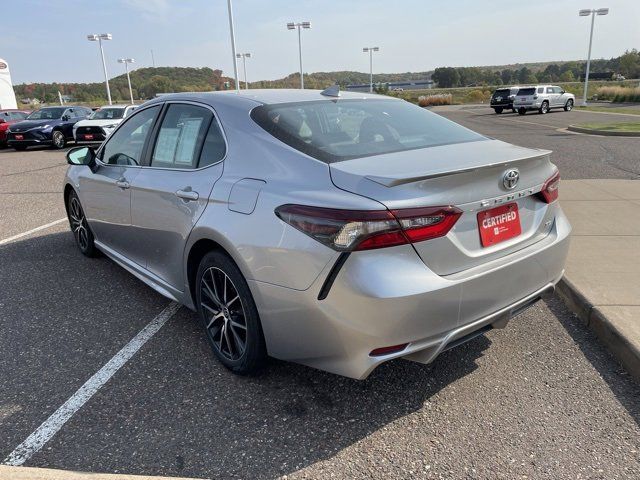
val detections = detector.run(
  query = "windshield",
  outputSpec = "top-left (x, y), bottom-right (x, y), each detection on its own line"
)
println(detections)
top-left (90, 108), bottom-right (125, 120)
top-left (517, 88), bottom-right (536, 96)
top-left (251, 99), bottom-right (486, 163)
top-left (26, 107), bottom-right (66, 120)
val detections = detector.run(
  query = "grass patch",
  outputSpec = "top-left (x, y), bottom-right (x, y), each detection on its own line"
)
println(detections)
top-left (577, 122), bottom-right (640, 132)
top-left (576, 106), bottom-right (640, 116)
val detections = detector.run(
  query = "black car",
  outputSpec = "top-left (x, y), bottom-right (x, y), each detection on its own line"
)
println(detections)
top-left (490, 87), bottom-right (519, 114)
top-left (7, 106), bottom-right (92, 150)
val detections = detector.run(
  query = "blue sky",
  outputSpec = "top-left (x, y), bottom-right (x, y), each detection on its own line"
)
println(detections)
top-left (2, 0), bottom-right (639, 84)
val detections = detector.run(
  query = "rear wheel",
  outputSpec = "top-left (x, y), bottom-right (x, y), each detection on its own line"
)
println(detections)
top-left (67, 190), bottom-right (97, 257)
top-left (51, 130), bottom-right (66, 149)
top-left (196, 251), bottom-right (267, 375)
top-left (539, 101), bottom-right (549, 114)
top-left (493, 107), bottom-right (503, 114)
top-left (564, 99), bottom-right (574, 111)
top-left (518, 108), bottom-right (527, 115)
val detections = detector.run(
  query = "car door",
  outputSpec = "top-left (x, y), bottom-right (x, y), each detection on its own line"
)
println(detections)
top-left (130, 102), bottom-right (226, 290)
top-left (79, 105), bottom-right (161, 260)
top-left (60, 108), bottom-right (78, 139)
top-left (554, 87), bottom-right (566, 107)
top-left (544, 87), bottom-right (556, 107)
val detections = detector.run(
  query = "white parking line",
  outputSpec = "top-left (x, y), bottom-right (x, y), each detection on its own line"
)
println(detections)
top-left (2, 302), bottom-right (181, 466)
top-left (0, 218), bottom-right (67, 246)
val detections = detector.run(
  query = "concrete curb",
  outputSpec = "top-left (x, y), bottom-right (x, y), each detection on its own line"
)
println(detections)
top-left (0, 465), bottom-right (207, 480)
top-left (556, 278), bottom-right (640, 381)
top-left (567, 125), bottom-right (640, 137)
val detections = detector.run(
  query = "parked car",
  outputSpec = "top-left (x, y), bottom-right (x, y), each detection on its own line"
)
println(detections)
top-left (490, 86), bottom-right (520, 114)
top-left (0, 109), bottom-right (30, 147)
top-left (514, 85), bottom-right (575, 115)
top-left (7, 106), bottom-right (92, 150)
top-left (63, 90), bottom-right (570, 379)
top-left (73, 104), bottom-right (138, 145)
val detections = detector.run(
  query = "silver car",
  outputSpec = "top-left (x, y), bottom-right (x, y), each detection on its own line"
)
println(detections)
top-left (514, 85), bottom-right (575, 115)
top-left (63, 89), bottom-right (571, 379)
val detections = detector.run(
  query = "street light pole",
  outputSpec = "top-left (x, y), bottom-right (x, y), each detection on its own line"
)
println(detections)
top-left (287, 21), bottom-right (311, 89)
top-left (118, 58), bottom-right (135, 104)
top-left (579, 8), bottom-right (609, 106)
top-left (87, 33), bottom-right (113, 105)
top-left (226, 0), bottom-right (240, 93)
top-left (363, 47), bottom-right (380, 93)
top-left (236, 53), bottom-right (251, 90)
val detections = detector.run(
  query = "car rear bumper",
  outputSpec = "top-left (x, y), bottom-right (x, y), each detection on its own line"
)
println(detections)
top-left (490, 103), bottom-right (513, 109)
top-left (249, 207), bottom-right (571, 379)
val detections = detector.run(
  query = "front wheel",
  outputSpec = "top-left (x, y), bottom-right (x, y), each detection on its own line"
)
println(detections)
top-left (196, 251), bottom-right (267, 375)
top-left (564, 99), bottom-right (574, 111)
top-left (493, 107), bottom-right (503, 114)
top-left (518, 108), bottom-right (527, 115)
top-left (67, 190), bottom-right (97, 257)
top-left (539, 101), bottom-right (549, 114)
top-left (51, 130), bottom-right (66, 149)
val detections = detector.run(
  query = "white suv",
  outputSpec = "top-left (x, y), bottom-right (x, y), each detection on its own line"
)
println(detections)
top-left (514, 85), bottom-right (575, 115)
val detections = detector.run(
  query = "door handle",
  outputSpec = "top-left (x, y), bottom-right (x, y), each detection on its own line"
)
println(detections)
top-left (175, 189), bottom-right (199, 201)
top-left (115, 179), bottom-right (130, 189)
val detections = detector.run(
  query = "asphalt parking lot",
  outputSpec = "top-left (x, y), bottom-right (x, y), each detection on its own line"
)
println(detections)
top-left (1, 107), bottom-right (640, 479)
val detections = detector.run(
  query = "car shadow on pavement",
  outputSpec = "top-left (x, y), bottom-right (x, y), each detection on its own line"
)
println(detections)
top-left (0, 231), bottom-right (491, 479)
top-left (547, 296), bottom-right (640, 428)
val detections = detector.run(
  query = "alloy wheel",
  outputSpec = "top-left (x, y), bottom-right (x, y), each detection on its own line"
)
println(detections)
top-left (53, 131), bottom-right (65, 148)
top-left (566, 100), bottom-right (573, 111)
top-left (199, 267), bottom-right (247, 361)
top-left (68, 196), bottom-right (89, 250)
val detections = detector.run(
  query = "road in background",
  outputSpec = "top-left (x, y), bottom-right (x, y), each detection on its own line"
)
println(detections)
top-left (1, 110), bottom-right (639, 479)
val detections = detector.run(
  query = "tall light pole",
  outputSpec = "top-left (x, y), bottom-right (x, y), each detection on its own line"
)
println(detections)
top-left (226, 0), bottom-right (240, 93)
top-left (579, 8), bottom-right (609, 106)
top-left (236, 53), bottom-right (251, 90)
top-left (150, 49), bottom-right (156, 67)
top-left (118, 58), bottom-right (135, 104)
top-left (286, 21), bottom-right (311, 89)
top-left (87, 33), bottom-right (113, 105)
top-left (363, 47), bottom-right (380, 93)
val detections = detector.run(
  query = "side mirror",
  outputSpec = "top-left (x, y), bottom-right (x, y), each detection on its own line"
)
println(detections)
top-left (62, 114), bottom-right (70, 121)
top-left (66, 146), bottom-right (97, 172)
top-left (560, 90), bottom-right (565, 95)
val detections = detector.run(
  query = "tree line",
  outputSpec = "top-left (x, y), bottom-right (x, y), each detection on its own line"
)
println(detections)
top-left (431, 49), bottom-right (639, 88)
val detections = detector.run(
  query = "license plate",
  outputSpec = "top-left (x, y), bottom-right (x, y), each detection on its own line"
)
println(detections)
top-left (477, 203), bottom-right (521, 247)
top-left (84, 134), bottom-right (94, 140)
top-left (15, 134), bottom-right (23, 140)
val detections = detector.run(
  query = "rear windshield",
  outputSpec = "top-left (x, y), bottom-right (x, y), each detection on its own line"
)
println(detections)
top-left (251, 99), bottom-right (485, 163)
top-left (517, 88), bottom-right (536, 96)
top-left (493, 89), bottom-right (510, 96)
top-left (90, 108), bottom-right (125, 120)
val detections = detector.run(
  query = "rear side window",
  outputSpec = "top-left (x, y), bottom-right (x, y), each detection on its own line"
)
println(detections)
top-left (517, 88), bottom-right (536, 96)
top-left (151, 104), bottom-right (212, 169)
top-left (198, 119), bottom-right (226, 167)
top-left (251, 99), bottom-right (485, 163)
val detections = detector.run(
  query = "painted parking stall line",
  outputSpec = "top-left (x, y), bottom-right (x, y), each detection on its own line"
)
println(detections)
top-left (2, 302), bottom-right (181, 466)
top-left (0, 218), bottom-right (67, 246)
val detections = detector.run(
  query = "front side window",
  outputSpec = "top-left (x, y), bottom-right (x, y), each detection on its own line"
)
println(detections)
top-left (26, 107), bottom-right (66, 120)
top-left (100, 105), bottom-right (160, 166)
top-left (151, 104), bottom-right (212, 169)
top-left (251, 99), bottom-right (485, 163)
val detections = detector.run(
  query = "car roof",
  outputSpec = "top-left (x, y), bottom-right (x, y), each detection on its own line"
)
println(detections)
top-left (146, 89), bottom-right (397, 108)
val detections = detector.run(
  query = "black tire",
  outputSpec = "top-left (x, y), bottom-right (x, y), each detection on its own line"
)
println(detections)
top-left (538, 101), bottom-right (549, 114)
top-left (494, 107), bottom-right (503, 114)
top-left (564, 99), bottom-right (574, 111)
top-left (512, 108), bottom-right (517, 114)
top-left (67, 190), bottom-right (97, 257)
top-left (518, 108), bottom-right (527, 115)
top-left (13, 145), bottom-right (27, 151)
top-left (51, 130), bottom-right (66, 149)
top-left (196, 250), bottom-right (267, 375)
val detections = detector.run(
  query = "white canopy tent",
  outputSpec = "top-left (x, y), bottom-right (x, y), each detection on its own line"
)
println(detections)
top-left (0, 58), bottom-right (18, 109)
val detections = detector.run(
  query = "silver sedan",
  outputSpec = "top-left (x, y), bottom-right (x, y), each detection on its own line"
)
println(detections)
top-left (63, 89), bottom-right (571, 379)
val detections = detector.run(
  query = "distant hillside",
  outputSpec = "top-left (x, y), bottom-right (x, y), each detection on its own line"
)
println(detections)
top-left (13, 67), bottom-right (234, 104)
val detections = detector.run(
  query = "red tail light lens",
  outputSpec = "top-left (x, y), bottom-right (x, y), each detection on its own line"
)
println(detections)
top-left (370, 343), bottom-right (409, 356)
top-left (275, 204), bottom-right (462, 251)
top-left (538, 171), bottom-right (560, 203)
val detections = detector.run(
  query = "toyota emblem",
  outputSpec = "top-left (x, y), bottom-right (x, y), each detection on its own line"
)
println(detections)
top-left (502, 169), bottom-right (519, 190)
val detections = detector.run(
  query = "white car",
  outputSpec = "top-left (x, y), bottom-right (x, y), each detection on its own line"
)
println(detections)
top-left (73, 104), bottom-right (138, 144)
top-left (514, 85), bottom-right (575, 115)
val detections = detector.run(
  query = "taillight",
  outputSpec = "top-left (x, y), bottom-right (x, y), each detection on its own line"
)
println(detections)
top-left (275, 204), bottom-right (461, 251)
top-left (538, 171), bottom-right (560, 203)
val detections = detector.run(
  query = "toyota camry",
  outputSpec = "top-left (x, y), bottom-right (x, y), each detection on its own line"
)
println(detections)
top-left (63, 89), bottom-right (570, 379)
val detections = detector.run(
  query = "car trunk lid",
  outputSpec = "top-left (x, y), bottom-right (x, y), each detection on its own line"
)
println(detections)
top-left (330, 139), bottom-right (558, 275)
